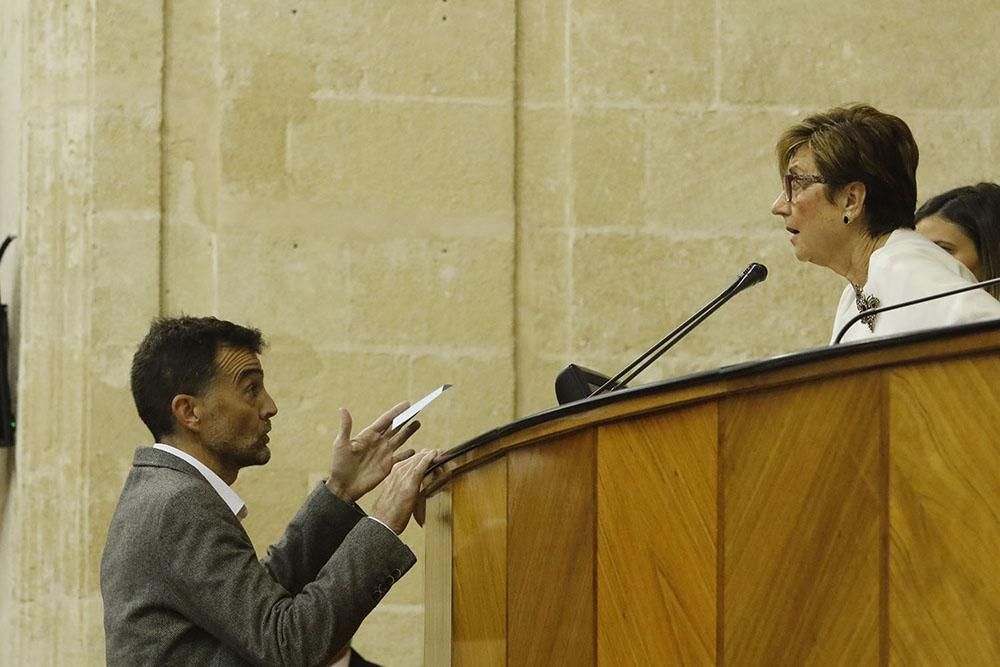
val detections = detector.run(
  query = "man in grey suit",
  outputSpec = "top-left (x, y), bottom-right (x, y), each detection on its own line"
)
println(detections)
top-left (101, 316), bottom-right (438, 666)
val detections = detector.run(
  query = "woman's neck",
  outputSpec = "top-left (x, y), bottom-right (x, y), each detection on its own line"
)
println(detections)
top-left (835, 230), bottom-right (893, 288)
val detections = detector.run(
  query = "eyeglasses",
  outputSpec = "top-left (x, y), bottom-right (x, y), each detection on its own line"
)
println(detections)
top-left (783, 173), bottom-right (826, 202)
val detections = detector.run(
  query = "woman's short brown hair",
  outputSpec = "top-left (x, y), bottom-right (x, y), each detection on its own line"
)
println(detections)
top-left (776, 104), bottom-right (919, 237)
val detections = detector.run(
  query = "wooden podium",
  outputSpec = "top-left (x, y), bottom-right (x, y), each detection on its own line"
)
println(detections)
top-left (421, 322), bottom-right (1000, 665)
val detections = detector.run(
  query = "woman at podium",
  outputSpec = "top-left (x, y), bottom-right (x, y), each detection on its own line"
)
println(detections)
top-left (916, 182), bottom-right (1000, 300)
top-left (769, 104), bottom-right (1000, 343)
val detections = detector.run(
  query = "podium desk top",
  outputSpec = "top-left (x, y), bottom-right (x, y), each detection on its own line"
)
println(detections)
top-left (424, 318), bottom-right (1000, 492)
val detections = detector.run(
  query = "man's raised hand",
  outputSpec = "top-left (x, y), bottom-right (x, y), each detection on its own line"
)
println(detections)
top-left (325, 402), bottom-right (420, 502)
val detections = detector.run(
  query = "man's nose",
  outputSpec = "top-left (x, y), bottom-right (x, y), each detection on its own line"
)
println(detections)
top-left (262, 390), bottom-right (278, 419)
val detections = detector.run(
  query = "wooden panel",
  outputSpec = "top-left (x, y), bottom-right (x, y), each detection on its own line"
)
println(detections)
top-left (424, 337), bottom-right (1000, 667)
top-left (424, 489), bottom-right (453, 667)
top-left (722, 373), bottom-right (882, 664)
top-left (888, 356), bottom-right (1000, 662)
top-left (452, 457), bottom-right (507, 666)
top-left (597, 405), bottom-right (717, 665)
top-left (508, 431), bottom-right (596, 666)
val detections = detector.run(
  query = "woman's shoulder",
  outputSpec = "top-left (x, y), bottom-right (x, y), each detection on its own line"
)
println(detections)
top-left (879, 227), bottom-right (946, 256)
top-left (872, 228), bottom-right (973, 280)
top-left (864, 228), bottom-right (985, 310)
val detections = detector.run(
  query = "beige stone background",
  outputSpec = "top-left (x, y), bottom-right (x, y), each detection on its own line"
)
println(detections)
top-left (1, 0), bottom-right (998, 664)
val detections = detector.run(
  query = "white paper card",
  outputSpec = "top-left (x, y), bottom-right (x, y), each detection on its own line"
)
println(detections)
top-left (392, 384), bottom-right (452, 430)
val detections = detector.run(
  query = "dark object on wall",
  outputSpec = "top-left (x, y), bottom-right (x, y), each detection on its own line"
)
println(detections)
top-left (0, 235), bottom-right (15, 448)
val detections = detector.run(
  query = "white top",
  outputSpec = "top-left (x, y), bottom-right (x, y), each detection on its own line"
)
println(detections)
top-left (328, 648), bottom-right (352, 667)
top-left (153, 443), bottom-right (248, 519)
top-left (832, 229), bottom-right (1000, 343)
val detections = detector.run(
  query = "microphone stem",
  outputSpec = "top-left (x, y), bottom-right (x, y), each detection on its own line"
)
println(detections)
top-left (614, 284), bottom-right (740, 388)
top-left (590, 285), bottom-right (736, 397)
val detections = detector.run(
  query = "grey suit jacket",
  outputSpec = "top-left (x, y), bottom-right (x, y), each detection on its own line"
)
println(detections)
top-left (101, 447), bottom-right (415, 666)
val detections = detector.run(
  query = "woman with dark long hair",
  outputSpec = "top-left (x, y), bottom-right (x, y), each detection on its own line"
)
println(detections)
top-left (916, 182), bottom-right (1000, 300)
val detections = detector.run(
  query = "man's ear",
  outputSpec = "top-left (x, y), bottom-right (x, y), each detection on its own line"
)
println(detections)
top-left (170, 394), bottom-right (203, 434)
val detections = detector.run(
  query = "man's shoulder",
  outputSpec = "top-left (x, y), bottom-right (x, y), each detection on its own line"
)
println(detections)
top-left (112, 447), bottom-right (226, 523)
top-left (127, 446), bottom-right (211, 489)
top-left (133, 445), bottom-right (202, 474)
top-left (102, 447), bottom-right (243, 580)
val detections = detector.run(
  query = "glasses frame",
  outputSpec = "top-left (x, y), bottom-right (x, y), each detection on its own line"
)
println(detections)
top-left (783, 173), bottom-right (827, 202)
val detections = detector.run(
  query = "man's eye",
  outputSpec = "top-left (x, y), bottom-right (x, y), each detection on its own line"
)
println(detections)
top-left (245, 383), bottom-right (260, 396)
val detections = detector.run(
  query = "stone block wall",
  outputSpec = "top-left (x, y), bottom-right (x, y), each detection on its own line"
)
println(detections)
top-left (1, 1), bottom-right (998, 664)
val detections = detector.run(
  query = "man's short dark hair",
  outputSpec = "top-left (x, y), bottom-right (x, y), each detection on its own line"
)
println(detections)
top-left (130, 316), bottom-right (265, 440)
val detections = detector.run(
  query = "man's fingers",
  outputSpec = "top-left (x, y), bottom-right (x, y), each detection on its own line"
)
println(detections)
top-left (389, 448), bottom-right (438, 478)
top-left (424, 455), bottom-right (449, 484)
top-left (337, 408), bottom-right (353, 443)
top-left (392, 448), bottom-right (416, 465)
top-left (413, 494), bottom-right (427, 527)
top-left (368, 401), bottom-right (410, 434)
top-left (388, 420), bottom-right (420, 449)
top-left (410, 448), bottom-right (440, 476)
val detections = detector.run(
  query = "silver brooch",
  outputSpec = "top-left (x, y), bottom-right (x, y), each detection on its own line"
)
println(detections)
top-left (853, 286), bottom-right (880, 332)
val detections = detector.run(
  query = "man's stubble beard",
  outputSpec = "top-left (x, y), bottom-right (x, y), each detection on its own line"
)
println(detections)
top-left (205, 432), bottom-right (272, 472)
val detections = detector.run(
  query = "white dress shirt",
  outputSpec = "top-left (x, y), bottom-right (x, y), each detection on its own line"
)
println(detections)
top-left (832, 229), bottom-right (1000, 343)
top-left (153, 443), bottom-right (248, 519)
top-left (329, 647), bottom-right (352, 667)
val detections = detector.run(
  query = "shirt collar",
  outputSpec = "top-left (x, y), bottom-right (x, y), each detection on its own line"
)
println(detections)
top-left (330, 648), bottom-right (352, 667)
top-left (153, 443), bottom-right (248, 520)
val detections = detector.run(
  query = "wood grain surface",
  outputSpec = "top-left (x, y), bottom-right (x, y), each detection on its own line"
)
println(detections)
top-left (721, 373), bottom-right (882, 665)
top-left (507, 431), bottom-right (596, 666)
top-left (888, 355), bottom-right (1000, 663)
top-left (425, 335), bottom-right (1000, 665)
top-left (452, 457), bottom-right (508, 666)
top-left (597, 405), bottom-right (718, 665)
top-left (424, 489), bottom-right (453, 667)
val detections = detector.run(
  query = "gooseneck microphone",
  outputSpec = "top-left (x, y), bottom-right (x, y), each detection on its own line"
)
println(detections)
top-left (833, 275), bottom-right (1000, 344)
top-left (589, 262), bottom-right (768, 398)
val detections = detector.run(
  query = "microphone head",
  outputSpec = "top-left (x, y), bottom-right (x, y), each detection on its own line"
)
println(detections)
top-left (734, 262), bottom-right (768, 293)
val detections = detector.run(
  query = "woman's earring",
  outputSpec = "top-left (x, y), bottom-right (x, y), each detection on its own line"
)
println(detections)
top-left (843, 215), bottom-right (850, 225)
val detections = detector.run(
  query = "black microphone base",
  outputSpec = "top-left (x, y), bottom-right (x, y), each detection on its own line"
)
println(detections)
top-left (555, 364), bottom-right (627, 405)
